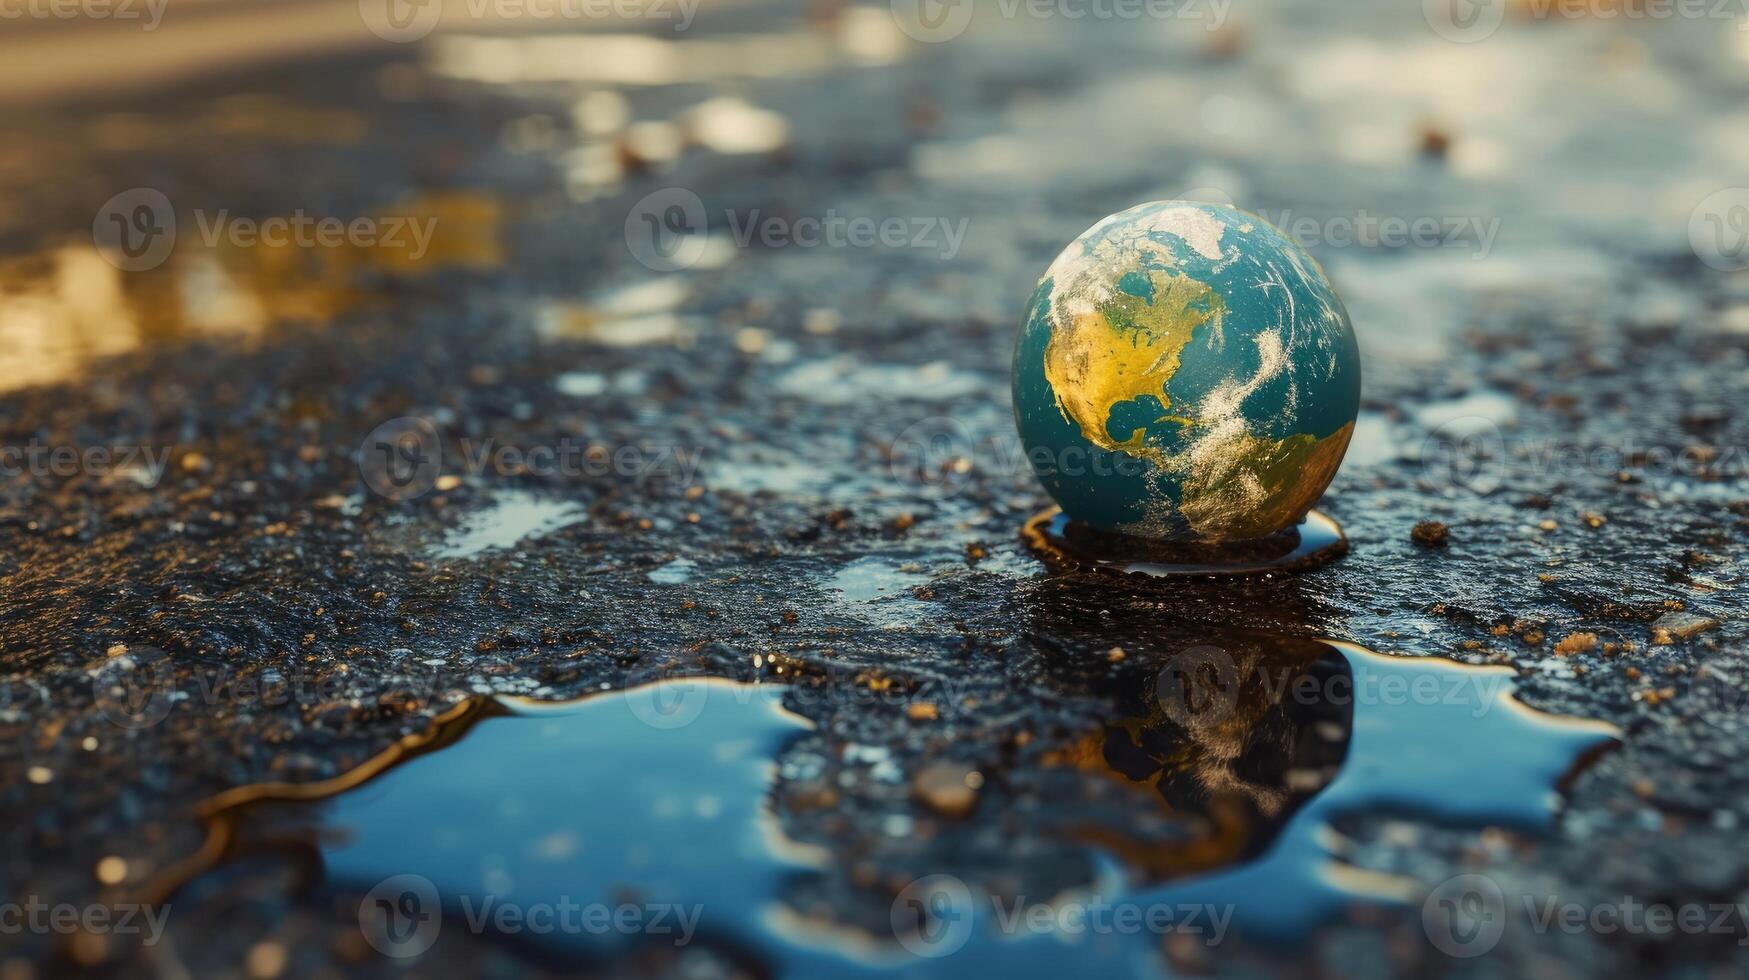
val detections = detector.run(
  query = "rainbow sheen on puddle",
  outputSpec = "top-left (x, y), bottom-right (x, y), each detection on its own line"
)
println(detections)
top-left (1013, 202), bottom-right (1361, 542)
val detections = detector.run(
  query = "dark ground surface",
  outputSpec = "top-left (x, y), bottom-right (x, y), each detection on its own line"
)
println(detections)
top-left (2, 1), bottom-right (1749, 977)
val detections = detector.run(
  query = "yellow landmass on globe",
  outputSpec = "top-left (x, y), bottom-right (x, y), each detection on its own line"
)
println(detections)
top-left (1042, 271), bottom-right (1226, 456)
top-left (1178, 420), bottom-right (1355, 540)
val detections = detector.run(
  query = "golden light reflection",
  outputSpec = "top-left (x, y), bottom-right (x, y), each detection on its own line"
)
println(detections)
top-left (0, 192), bottom-right (502, 395)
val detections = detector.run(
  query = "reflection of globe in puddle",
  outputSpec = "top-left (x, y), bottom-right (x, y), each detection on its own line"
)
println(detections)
top-left (147, 641), bottom-right (1615, 975)
top-left (1034, 634), bottom-right (1353, 889)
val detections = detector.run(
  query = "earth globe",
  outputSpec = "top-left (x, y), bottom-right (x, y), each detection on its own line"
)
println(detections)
top-left (1013, 201), bottom-right (1360, 545)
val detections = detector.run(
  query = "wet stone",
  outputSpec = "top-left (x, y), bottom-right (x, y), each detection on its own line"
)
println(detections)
top-left (1650, 612), bottom-right (1721, 645)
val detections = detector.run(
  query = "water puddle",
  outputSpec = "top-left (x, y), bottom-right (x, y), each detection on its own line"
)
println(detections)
top-left (432, 490), bottom-right (586, 560)
top-left (1023, 508), bottom-right (1349, 578)
top-left (824, 557), bottom-right (938, 627)
top-left (150, 635), bottom-right (1615, 975)
top-left (647, 558), bottom-right (697, 585)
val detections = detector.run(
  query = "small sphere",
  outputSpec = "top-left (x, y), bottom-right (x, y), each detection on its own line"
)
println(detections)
top-left (1013, 201), bottom-right (1361, 542)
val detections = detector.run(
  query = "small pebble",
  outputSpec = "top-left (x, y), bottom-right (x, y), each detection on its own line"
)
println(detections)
top-left (912, 761), bottom-right (981, 819)
top-left (1411, 521), bottom-right (1449, 547)
top-left (1554, 632), bottom-right (1598, 655)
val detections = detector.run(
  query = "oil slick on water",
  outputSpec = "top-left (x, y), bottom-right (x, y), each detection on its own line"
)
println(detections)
top-left (160, 637), bottom-right (1615, 976)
